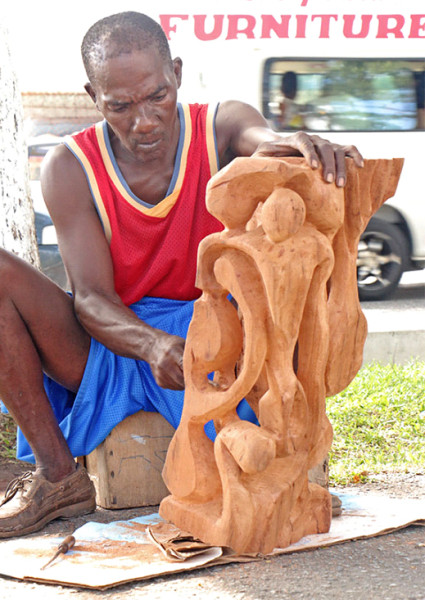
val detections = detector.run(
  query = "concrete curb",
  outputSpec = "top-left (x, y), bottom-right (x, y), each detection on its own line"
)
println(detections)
top-left (363, 329), bottom-right (425, 365)
top-left (360, 271), bottom-right (425, 365)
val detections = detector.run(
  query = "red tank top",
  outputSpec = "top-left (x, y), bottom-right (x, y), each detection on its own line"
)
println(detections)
top-left (65, 103), bottom-right (223, 306)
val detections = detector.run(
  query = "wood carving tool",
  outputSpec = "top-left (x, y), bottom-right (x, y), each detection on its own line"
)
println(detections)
top-left (40, 534), bottom-right (75, 570)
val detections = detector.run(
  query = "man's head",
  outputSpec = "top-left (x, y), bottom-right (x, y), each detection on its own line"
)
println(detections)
top-left (81, 12), bottom-right (182, 163)
top-left (81, 12), bottom-right (172, 86)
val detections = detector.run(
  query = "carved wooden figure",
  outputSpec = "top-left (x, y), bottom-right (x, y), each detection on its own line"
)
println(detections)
top-left (160, 157), bottom-right (403, 555)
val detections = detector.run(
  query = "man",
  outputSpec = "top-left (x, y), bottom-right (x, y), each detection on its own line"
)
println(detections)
top-left (277, 71), bottom-right (305, 130)
top-left (0, 12), bottom-right (363, 538)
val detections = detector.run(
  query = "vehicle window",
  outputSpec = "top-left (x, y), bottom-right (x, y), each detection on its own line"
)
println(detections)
top-left (263, 59), bottom-right (425, 132)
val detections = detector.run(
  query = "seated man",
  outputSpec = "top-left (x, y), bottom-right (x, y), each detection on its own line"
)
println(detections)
top-left (0, 11), bottom-right (363, 538)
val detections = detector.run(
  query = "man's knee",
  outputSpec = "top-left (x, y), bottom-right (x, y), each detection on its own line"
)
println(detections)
top-left (0, 248), bottom-right (38, 293)
top-left (0, 248), bottom-right (18, 281)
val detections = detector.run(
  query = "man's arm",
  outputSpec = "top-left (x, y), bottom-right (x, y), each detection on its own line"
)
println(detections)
top-left (215, 100), bottom-right (363, 187)
top-left (41, 145), bottom-right (185, 389)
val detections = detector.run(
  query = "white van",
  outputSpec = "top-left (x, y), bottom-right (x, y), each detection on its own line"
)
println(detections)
top-left (158, 0), bottom-right (425, 300)
top-left (262, 55), bottom-right (425, 300)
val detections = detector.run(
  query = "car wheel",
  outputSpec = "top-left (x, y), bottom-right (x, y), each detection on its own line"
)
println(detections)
top-left (357, 218), bottom-right (409, 301)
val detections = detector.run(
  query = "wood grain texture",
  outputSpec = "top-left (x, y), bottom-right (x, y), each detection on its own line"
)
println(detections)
top-left (160, 156), bottom-right (403, 555)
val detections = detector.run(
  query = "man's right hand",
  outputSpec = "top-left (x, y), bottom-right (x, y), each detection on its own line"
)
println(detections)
top-left (150, 332), bottom-right (186, 390)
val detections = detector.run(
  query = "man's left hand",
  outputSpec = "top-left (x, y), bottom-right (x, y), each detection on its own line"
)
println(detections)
top-left (253, 131), bottom-right (364, 188)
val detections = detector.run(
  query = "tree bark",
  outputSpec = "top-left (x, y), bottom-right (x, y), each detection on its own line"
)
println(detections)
top-left (0, 25), bottom-right (39, 266)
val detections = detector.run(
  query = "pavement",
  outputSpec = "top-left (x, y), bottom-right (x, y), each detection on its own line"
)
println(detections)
top-left (0, 488), bottom-right (423, 600)
top-left (362, 270), bottom-right (425, 364)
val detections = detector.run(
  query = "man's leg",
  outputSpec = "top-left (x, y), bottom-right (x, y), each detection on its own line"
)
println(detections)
top-left (0, 249), bottom-right (94, 536)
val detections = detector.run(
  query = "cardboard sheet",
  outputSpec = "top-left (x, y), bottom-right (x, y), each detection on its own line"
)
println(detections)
top-left (0, 492), bottom-right (423, 589)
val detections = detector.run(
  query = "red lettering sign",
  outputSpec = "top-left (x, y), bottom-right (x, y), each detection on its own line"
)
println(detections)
top-left (194, 15), bottom-right (224, 41)
top-left (296, 14), bottom-right (308, 38)
top-left (159, 14), bottom-right (189, 40)
top-left (409, 14), bottom-right (425, 38)
top-left (159, 12), bottom-right (425, 41)
top-left (226, 15), bottom-right (256, 40)
top-left (261, 15), bottom-right (291, 39)
top-left (312, 15), bottom-right (338, 38)
top-left (376, 14), bottom-right (405, 38)
top-left (343, 15), bottom-right (373, 38)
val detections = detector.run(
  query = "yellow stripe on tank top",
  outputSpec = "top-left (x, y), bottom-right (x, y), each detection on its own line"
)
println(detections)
top-left (65, 136), bottom-right (112, 243)
top-left (206, 104), bottom-right (219, 176)
top-left (94, 105), bottom-right (192, 219)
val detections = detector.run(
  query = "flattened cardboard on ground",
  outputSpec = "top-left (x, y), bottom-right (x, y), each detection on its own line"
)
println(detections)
top-left (0, 493), bottom-right (423, 590)
top-left (0, 514), bottom-right (223, 589)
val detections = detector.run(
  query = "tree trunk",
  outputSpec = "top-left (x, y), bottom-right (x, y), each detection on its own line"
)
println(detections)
top-left (0, 25), bottom-right (39, 267)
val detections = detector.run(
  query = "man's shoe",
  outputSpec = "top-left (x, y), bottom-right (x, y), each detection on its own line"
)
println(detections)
top-left (0, 463), bottom-right (96, 538)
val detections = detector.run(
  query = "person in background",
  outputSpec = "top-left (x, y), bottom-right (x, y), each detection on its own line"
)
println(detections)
top-left (277, 71), bottom-right (305, 130)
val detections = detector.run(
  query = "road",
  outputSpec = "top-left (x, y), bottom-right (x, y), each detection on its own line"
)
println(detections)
top-left (0, 485), bottom-right (423, 600)
top-left (362, 270), bottom-right (425, 324)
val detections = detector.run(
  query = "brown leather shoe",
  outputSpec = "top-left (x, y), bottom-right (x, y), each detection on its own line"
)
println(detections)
top-left (0, 464), bottom-right (96, 538)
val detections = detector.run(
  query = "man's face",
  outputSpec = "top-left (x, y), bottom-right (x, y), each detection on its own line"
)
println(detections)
top-left (87, 47), bottom-right (182, 162)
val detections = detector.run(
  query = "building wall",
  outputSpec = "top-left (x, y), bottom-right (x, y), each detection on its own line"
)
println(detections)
top-left (22, 92), bottom-right (101, 138)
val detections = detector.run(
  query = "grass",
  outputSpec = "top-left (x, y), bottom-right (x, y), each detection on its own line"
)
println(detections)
top-left (0, 362), bottom-right (424, 484)
top-left (327, 360), bottom-right (425, 485)
top-left (0, 412), bottom-right (18, 461)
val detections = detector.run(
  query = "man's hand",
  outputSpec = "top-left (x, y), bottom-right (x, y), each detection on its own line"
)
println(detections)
top-left (150, 332), bottom-right (186, 390)
top-left (253, 132), bottom-right (364, 188)
top-left (215, 101), bottom-right (364, 186)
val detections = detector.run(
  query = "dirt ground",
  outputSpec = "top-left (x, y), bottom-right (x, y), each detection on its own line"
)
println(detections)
top-left (0, 456), bottom-right (424, 600)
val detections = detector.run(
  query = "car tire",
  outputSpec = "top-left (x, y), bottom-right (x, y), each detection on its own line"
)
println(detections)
top-left (357, 218), bottom-right (409, 301)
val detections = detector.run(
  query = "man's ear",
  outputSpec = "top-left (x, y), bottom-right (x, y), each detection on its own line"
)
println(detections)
top-left (173, 57), bottom-right (183, 89)
top-left (84, 82), bottom-right (98, 106)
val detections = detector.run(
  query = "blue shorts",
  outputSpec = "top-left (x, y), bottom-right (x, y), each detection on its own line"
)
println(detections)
top-left (16, 297), bottom-right (257, 463)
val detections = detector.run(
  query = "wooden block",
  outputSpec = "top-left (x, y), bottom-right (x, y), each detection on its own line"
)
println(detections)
top-left (85, 411), bottom-right (175, 509)
top-left (308, 457), bottom-right (329, 489)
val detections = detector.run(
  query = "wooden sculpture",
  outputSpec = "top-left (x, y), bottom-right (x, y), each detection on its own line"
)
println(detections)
top-left (160, 157), bottom-right (403, 555)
